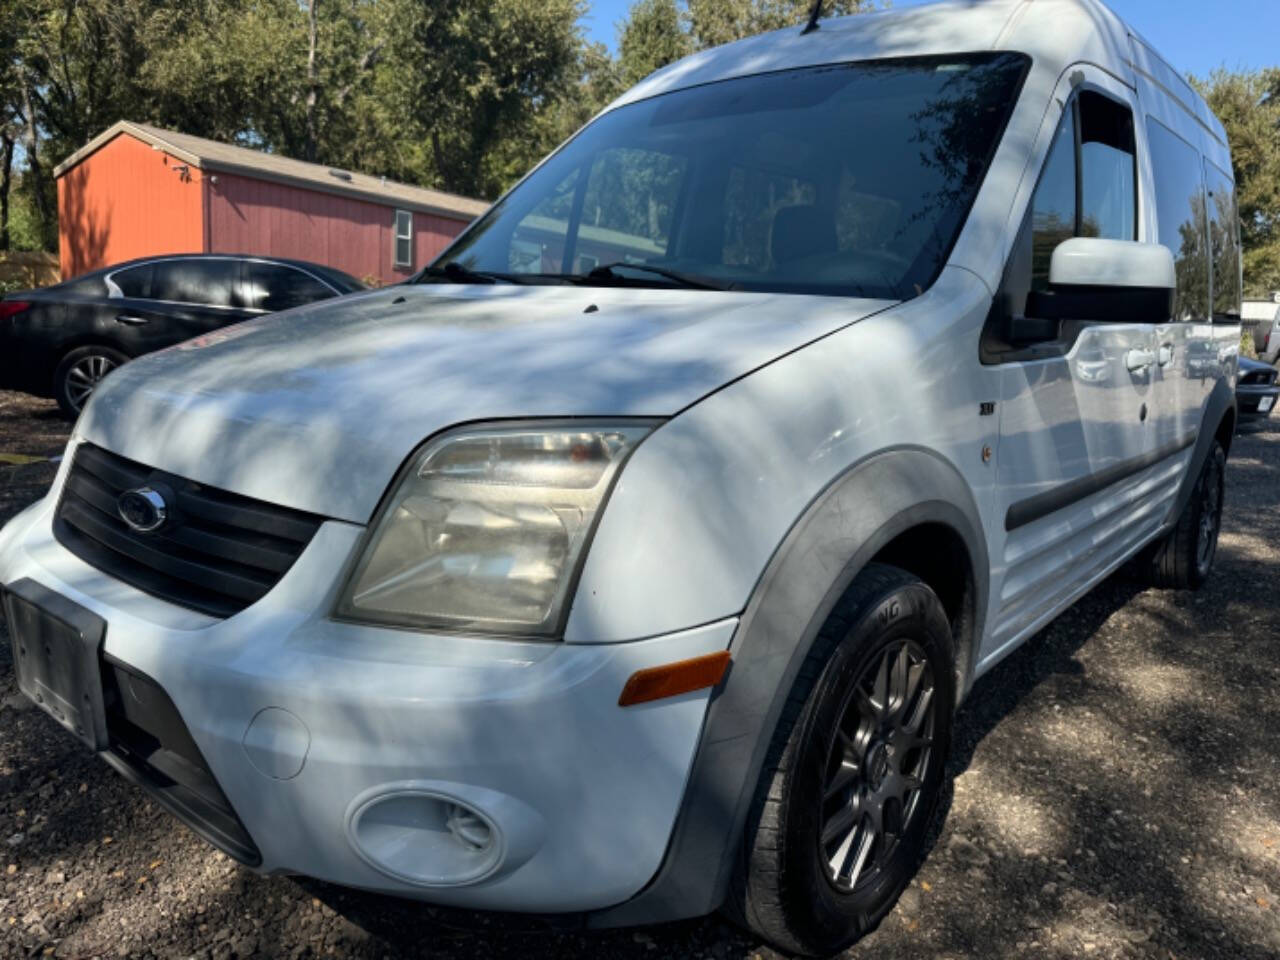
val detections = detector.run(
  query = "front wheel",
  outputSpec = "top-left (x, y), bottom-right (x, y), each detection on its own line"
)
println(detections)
top-left (53, 345), bottom-right (129, 419)
top-left (728, 563), bottom-right (955, 956)
top-left (1143, 440), bottom-right (1225, 590)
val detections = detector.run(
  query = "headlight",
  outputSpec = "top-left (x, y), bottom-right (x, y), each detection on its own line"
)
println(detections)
top-left (335, 421), bottom-right (656, 636)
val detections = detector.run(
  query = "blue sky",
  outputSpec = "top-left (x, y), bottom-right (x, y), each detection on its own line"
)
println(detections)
top-left (579, 0), bottom-right (1280, 80)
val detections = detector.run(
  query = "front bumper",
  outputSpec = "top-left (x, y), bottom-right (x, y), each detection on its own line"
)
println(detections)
top-left (0, 458), bottom-right (731, 914)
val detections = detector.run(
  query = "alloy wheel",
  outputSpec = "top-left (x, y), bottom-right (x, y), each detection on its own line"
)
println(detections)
top-left (65, 353), bottom-right (117, 412)
top-left (819, 638), bottom-right (937, 893)
top-left (1196, 454), bottom-right (1223, 572)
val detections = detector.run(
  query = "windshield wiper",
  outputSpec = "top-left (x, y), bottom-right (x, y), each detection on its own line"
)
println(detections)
top-left (418, 262), bottom-right (518, 285)
top-left (582, 262), bottom-right (729, 291)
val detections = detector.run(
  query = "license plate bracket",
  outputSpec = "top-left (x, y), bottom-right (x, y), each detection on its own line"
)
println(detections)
top-left (3, 578), bottom-right (108, 751)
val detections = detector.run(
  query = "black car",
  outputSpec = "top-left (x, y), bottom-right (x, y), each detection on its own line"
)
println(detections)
top-left (1237, 354), bottom-right (1280, 421)
top-left (0, 254), bottom-right (364, 417)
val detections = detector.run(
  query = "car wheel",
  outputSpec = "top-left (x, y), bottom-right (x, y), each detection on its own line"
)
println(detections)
top-left (1144, 440), bottom-right (1225, 590)
top-left (728, 563), bottom-right (955, 956)
top-left (53, 346), bottom-right (129, 419)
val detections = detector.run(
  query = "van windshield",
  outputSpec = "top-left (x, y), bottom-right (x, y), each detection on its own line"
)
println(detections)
top-left (430, 52), bottom-right (1029, 300)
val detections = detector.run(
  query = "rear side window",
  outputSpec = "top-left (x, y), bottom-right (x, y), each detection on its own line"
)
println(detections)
top-left (1146, 119), bottom-right (1209, 322)
top-left (244, 262), bottom-right (333, 312)
top-left (151, 259), bottom-right (240, 307)
top-left (1204, 161), bottom-right (1241, 321)
top-left (1029, 91), bottom-right (1137, 289)
top-left (109, 264), bottom-right (153, 299)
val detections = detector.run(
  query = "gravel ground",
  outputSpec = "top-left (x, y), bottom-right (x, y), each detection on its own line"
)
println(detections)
top-left (1, 388), bottom-right (1279, 959)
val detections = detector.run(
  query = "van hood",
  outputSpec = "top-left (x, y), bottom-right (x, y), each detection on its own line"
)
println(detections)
top-left (79, 284), bottom-right (891, 523)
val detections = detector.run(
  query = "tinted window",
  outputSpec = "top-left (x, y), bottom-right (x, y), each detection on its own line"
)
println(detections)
top-left (110, 264), bottom-right (153, 299)
top-left (244, 262), bottom-right (333, 312)
top-left (441, 53), bottom-right (1030, 299)
top-left (1147, 119), bottom-right (1209, 322)
top-left (1030, 111), bottom-right (1077, 290)
top-left (1028, 93), bottom-right (1136, 291)
top-left (1078, 92), bottom-right (1137, 242)
top-left (151, 259), bottom-right (240, 307)
top-left (1205, 162), bottom-right (1241, 321)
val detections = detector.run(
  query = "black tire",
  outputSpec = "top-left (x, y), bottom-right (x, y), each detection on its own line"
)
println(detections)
top-left (1143, 440), bottom-right (1225, 590)
top-left (53, 345), bottom-right (129, 419)
top-left (727, 563), bottom-right (955, 957)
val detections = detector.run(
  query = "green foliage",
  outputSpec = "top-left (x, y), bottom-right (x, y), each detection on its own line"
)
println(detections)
top-left (0, 0), bottom-right (882, 252)
top-left (1193, 68), bottom-right (1280, 297)
top-left (619, 0), bottom-right (692, 87)
top-left (6, 179), bottom-right (45, 251)
top-left (687, 0), bottom-right (878, 50)
top-left (1241, 327), bottom-right (1258, 359)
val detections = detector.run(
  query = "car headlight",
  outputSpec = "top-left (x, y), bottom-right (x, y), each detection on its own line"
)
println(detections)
top-left (335, 421), bottom-right (656, 636)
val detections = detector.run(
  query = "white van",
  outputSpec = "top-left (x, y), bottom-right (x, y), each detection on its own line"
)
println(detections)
top-left (0, 0), bottom-right (1242, 954)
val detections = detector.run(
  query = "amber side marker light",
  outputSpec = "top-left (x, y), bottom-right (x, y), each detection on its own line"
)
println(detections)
top-left (618, 650), bottom-right (732, 707)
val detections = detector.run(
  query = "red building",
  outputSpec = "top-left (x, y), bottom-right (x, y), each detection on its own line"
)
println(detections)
top-left (54, 121), bottom-right (488, 284)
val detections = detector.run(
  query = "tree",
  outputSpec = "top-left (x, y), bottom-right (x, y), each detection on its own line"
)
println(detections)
top-left (0, 0), bottom-right (887, 252)
top-left (687, 0), bottom-right (878, 50)
top-left (1193, 68), bottom-right (1280, 296)
top-left (618, 0), bottom-right (692, 87)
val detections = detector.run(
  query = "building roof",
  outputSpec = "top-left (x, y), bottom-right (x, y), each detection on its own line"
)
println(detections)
top-left (54, 120), bottom-right (489, 221)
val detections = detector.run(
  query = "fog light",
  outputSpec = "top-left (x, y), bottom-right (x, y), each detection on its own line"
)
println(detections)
top-left (347, 789), bottom-right (503, 887)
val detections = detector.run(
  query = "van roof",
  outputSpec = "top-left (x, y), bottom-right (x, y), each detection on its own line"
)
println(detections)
top-left (613, 0), bottom-right (1226, 148)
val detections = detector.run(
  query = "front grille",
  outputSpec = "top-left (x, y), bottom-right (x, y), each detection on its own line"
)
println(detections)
top-left (1241, 369), bottom-right (1278, 386)
top-left (54, 443), bottom-right (323, 618)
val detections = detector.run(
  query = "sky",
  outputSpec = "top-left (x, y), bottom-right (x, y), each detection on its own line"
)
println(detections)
top-left (578, 0), bottom-right (1280, 81)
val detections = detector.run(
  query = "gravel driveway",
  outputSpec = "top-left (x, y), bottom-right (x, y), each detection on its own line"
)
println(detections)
top-left (2, 388), bottom-right (1278, 959)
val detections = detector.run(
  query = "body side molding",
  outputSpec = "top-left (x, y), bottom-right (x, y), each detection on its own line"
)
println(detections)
top-left (1005, 430), bottom-right (1198, 532)
top-left (588, 447), bottom-right (989, 927)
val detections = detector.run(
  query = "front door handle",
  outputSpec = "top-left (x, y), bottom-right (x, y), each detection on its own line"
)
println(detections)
top-left (115, 314), bottom-right (150, 326)
top-left (1158, 343), bottom-right (1174, 367)
top-left (1125, 348), bottom-right (1156, 372)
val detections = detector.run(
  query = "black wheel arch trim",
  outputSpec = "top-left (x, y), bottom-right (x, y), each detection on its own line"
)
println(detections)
top-left (1167, 378), bottom-right (1236, 525)
top-left (587, 446), bottom-right (989, 927)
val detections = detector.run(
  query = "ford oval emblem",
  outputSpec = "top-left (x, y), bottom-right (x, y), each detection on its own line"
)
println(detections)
top-left (117, 486), bottom-right (168, 533)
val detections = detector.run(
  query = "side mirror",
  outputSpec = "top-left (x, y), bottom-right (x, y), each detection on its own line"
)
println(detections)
top-left (1027, 238), bottom-right (1175, 325)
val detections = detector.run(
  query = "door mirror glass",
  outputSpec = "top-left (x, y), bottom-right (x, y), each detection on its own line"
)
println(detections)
top-left (1028, 238), bottom-right (1175, 324)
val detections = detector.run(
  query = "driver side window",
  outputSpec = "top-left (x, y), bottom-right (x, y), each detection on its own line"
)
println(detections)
top-left (1030, 91), bottom-right (1138, 290)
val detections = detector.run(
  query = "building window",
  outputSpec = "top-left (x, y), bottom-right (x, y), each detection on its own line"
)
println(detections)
top-left (394, 210), bottom-right (413, 268)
